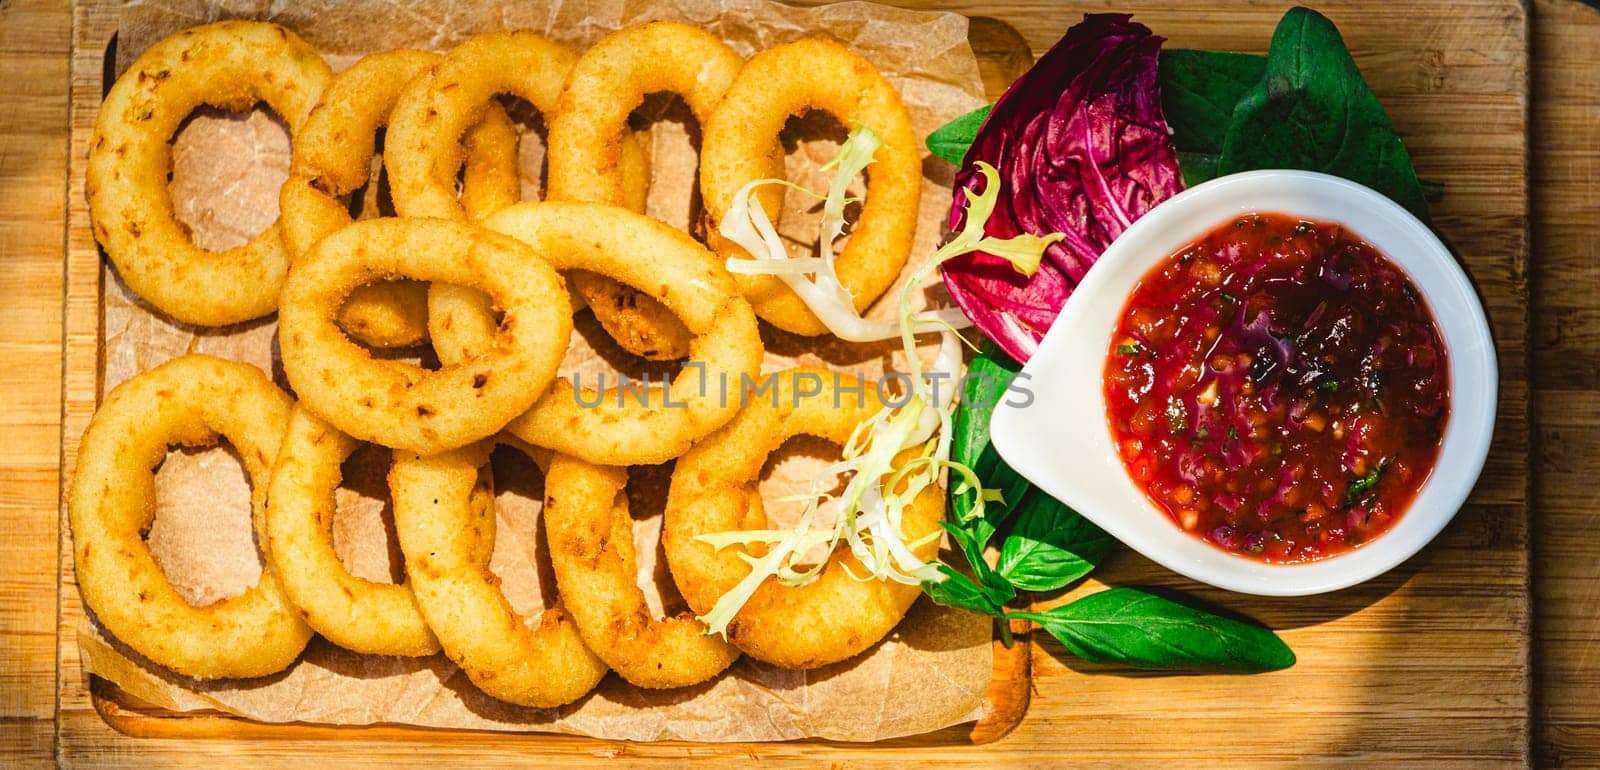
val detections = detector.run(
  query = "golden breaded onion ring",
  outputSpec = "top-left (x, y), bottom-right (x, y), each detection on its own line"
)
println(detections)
top-left (547, 21), bottom-right (782, 361)
top-left (390, 438), bottom-right (608, 708)
top-left (662, 369), bottom-right (943, 669)
top-left (266, 406), bottom-right (468, 657)
top-left (433, 202), bottom-right (763, 466)
top-left (384, 30), bottom-right (649, 221)
top-left (281, 49), bottom-right (522, 348)
top-left (700, 38), bottom-right (921, 336)
top-left (543, 454), bottom-right (739, 688)
top-left (278, 218), bottom-right (572, 455)
top-left (86, 21), bottom-right (332, 327)
top-left (69, 354), bottom-right (313, 679)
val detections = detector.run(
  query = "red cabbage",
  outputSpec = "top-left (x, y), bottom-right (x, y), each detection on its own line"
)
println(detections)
top-left (941, 14), bottom-right (1184, 362)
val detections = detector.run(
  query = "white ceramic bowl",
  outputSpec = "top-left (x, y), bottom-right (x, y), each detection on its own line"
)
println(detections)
top-left (988, 170), bottom-right (1497, 596)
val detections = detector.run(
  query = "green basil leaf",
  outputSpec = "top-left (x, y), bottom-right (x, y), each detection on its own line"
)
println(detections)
top-left (1011, 587), bottom-right (1295, 672)
top-left (1159, 49), bottom-right (1266, 159)
top-left (1176, 151), bottom-right (1221, 187)
top-left (923, 565), bottom-right (1001, 615)
top-left (940, 519), bottom-right (981, 561)
top-left (997, 490), bottom-right (1113, 592)
top-left (940, 522), bottom-right (1015, 606)
top-left (925, 103), bottom-right (992, 166)
top-left (950, 341), bottom-right (1030, 532)
top-left (1217, 7), bottom-right (1431, 221)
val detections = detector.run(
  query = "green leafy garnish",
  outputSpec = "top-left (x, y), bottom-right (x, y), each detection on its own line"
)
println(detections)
top-left (925, 103), bottom-right (991, 166)
top-left (949, 343), bottom-right (1030, 527)
top-left (1158, 49), bottom-right (1267, 185)
top-left (944, 523), bottom-right (1018, 607)
top-left (924, 565), bottom-right (1003, 615)
top-left (1116, 342), bottom-right (1145, 356)
top-left (996, 490), bottom-right (1112, 592)
top-left (1010, 588), bottom-right (1296, 672)
top-left (1217, 7), bottom-right (1432, 220)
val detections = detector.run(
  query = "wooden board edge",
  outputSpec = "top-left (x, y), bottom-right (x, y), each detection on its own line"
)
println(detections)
top-left (57, 0), bottom-right (114, 749)
top-left (61, 6), bottom-right (1039, 747)
top-left (966, 618), bottom-right (1033, 744)
top-left (1513, 4), bottom-right (1535, 765)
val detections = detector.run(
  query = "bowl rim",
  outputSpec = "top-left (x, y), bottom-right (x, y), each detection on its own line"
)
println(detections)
top-left (988, 169), bottom-right (1498, 596)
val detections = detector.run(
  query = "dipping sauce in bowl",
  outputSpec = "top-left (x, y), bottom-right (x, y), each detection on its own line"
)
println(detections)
top-left (1104, 213), bottom-right (1449, 563)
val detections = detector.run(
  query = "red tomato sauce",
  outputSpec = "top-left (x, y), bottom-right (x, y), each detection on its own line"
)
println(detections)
top-left (1104, 213), bottom-right (1449, 563)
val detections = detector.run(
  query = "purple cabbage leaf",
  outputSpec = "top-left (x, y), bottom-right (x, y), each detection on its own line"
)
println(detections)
top-left (941, 13), bottom-right (1184, 362)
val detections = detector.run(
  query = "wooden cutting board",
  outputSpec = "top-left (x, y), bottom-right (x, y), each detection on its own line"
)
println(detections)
top-left (48, 0), bottom-right (1531, 766)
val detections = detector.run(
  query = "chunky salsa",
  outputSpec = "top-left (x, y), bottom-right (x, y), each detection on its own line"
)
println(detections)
top-left (1104, 213), bottom-right (1448, 563)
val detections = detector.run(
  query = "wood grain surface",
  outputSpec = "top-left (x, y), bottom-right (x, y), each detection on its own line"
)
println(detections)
top-left (0, 1), bottom-right (70, 767)
top-left (1531, 1), bottom-right (1600, 766)
top-left (0, 0), bottom-right (1590, 766)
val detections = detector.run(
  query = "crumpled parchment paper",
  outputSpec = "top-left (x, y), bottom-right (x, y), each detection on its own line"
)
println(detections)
top-left (80, 0), bottom-right (995, 743)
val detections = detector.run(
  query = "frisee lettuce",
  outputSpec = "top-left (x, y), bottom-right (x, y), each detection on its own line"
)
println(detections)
top-left (697, 128), bottom-right (1059, 637)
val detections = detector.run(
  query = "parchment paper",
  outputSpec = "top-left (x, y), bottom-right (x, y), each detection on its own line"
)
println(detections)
top-left (80, 0), bottom-right (995, 743)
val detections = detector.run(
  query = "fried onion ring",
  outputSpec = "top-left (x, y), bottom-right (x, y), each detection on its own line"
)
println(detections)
top-left (432, 202), bottom-right (762, 466)
top-left (547, 21), bottom-right (781, 361)
top-left (69, 354), bottom-right (312, 679)
top-left (86, 21), bottom-right (332, 327)
top-left (662, 368), bottom-right (943, 669)
top-left (385, 30), bottom-right (650, 222)
top-left (391, 438), bottom-right (608, 708)
top-left (700, 38), bottom-right (921, 336)
top-left (543, 454), bottom-right (739, 688)
top-left (281, 49), bottom-right (521, 348)
top-left (265, 406), bottom-right (446, 657)
top-left (279, 218), bottom-right (572, 454)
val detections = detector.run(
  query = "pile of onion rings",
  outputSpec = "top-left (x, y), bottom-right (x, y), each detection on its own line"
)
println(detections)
top-left (381, 30), bottom-right (654, 355)
top-left (77, 19), bottom-right (952, 710)
top-left (385, 30), bottom-right (651, 222)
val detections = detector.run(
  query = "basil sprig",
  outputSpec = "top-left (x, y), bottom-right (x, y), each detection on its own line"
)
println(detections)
top-left (921, 343), bottom-right (1294, 673)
